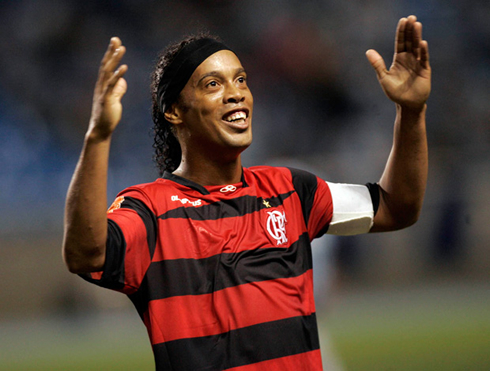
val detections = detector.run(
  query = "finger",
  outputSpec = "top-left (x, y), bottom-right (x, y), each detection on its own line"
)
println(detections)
top-left (419, 40), bottom-right (430, 69)
top-left (395, 17), bottom-right (407, 55)
top-left (366, 49), bottom-right (387, 80)
top-left (404, 15), bottom-right (417, 54)
top-left (105, 64), bottom-right (128, 98)
top-left (105, 45), bottom-right (126, 75)
top-left (96, 45), bottom-right (126, 96)
top-left (100, 37), bottom-right (122, 72)
top-left (412, 22), bottom-right (423, 59)
top-left (98, 40), bottom-right (125, 83)
top-left (107, 64), bottom-right (128, 89)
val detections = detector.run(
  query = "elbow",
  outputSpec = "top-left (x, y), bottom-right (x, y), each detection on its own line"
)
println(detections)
top-left (62, 241), bottom-right (105, 274)
top-left (409, 206), bottom-right (423, 226)
top-left (372, 200), bottom-right (423, 232)
top-left (63, 257), bottom-right (89, 275)
top-left (65, 262), bottom-right (85, 275)
top-left (390, 204), bottom-right (423, 230)
top-left (375, 186), bottom-right (425, 232)
top-left (398, 213), bottom-right (420, 230)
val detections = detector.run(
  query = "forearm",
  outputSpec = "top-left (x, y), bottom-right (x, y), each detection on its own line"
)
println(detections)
top-left (372, 104), bottom-right (428, 231)
top-left (62, 130), bottom-right (112, 273)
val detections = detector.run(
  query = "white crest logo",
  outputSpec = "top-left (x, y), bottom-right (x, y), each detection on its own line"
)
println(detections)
top-left (171, 195), bottom-right (202, 206)
top-left (266, 210), bottom-right (288, 245)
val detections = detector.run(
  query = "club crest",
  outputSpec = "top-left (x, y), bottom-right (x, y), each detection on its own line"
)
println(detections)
top-left (266, 210), bottom-right (288, 245)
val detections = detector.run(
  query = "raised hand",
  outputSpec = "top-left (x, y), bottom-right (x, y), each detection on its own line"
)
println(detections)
top-left (366, 15), bottom-right (431, 111)
top-left (88, 37), bottom-right (128, 140)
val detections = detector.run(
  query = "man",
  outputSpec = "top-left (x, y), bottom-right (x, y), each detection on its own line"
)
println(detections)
top-left (63, 15), bottom-right (430, 370)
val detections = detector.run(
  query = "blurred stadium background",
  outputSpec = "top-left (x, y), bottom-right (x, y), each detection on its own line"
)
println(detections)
top-left (1, 0), bottom-right (489, 370)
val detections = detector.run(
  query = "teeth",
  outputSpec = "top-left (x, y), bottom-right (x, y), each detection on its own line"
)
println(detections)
top-left (225, 111), bottom-right (247, 122)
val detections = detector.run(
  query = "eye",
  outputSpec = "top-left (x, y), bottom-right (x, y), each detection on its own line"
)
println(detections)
top-left (237, 76), bottom-right (246, 84)
top-left (206, 80), bottom-right (218, 88)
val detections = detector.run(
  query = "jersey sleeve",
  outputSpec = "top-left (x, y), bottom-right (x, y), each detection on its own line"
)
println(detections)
top-left (80, 188), bottom-right (158, 295)
top-left (288, 168), bottom-right (334, 240)
top-left (288, 168), bottom-right (379, 239)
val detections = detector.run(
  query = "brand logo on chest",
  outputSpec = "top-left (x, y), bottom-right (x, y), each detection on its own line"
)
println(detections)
top-left (266, 210), bottom-right (288, 245)
top-left (171, 195), bottom-right (202, 206)
top-left (220, 185), bottom-right (237, 193)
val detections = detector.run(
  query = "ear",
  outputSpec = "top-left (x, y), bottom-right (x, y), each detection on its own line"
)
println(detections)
top-left (163, 103), bottom-right (183, 125)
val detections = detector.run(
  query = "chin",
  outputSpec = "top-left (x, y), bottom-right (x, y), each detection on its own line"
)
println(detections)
top-left (222, 129), bottom-right (252, 148)
top-left (231, 135), bottom-right (252, 151)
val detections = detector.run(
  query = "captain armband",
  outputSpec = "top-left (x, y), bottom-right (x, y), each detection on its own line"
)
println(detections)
top-left (326, 182), bottom-right (380, 236)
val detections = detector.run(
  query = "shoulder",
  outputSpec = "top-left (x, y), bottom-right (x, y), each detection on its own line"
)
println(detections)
top-left (113, 178), bottom-right (180, 210)
top-left (244, 166), bottom-right (293, 190)
top-left (245, 165), bottom-right (295, 181)
top-left (245, 166), bottom-right (326, 203)
top-left (248, 165), bottom-right (319, 186)
top-left (119, 178), bottom-right (178, 195)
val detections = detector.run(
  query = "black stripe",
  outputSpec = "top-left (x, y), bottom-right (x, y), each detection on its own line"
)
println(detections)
top-left (158, 191), bottom-right (294, 221)
top-left (365, 182), bottom-right (380, 215)
top-left (143, 232), bottom-right (312, 301)
top-left (152, 314), bottom-right (320, 371)
top-left (121, 197), bottom-right (158, 259)
top-left (315, 223), bottom-right (330, 240)
top-left (79, 220), bottom-right (126, 291)
top-left (128, 287), bottom-right (148, 322)
top-left (163, 171), bottom-right (210, 195)
top-left (288, 168), bottom-right (318, 227)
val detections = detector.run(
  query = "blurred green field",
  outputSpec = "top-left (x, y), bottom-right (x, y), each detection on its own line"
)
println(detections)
top-left (322, 283), bottom-right (490, 370)
top-left (0, 313), bottom-right (153, 371)
top-left (1, 282), bottom-right (489, 370)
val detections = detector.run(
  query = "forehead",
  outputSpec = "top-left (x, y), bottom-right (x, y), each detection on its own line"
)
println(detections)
top-left (190, 50), bottom-right (244, 82)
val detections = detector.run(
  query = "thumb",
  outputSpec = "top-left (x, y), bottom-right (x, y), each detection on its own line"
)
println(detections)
top-left (366, 49), bottom-right (387, 80)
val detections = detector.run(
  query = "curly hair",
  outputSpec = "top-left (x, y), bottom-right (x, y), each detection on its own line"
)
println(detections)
top-left (150, 32), bottom-right (220, 176)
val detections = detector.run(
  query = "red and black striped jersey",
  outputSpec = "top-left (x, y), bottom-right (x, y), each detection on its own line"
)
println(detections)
top-left (82, 166), bottom-right (334, 370)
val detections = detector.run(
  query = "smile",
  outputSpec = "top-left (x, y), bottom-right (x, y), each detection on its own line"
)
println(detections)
top-left (222, 109), bottom-right (249, 124)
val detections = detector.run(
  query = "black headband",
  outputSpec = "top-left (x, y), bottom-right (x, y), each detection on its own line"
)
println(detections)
top-left (157, 38), bottom-right (232, 114)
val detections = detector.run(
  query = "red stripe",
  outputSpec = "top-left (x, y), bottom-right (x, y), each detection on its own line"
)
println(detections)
top-left (308, 178), bottom-right (333, 239)
top-left (224, 349), bottom-right (323, 371)
top-left (152, 196), bottom-right (305, 261)
top-left (146, 270), bottom-right (315, 344)
top-left (89, 271), bottom-right (103, 280)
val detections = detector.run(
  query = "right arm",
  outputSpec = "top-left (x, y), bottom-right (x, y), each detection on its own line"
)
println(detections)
top-left (62, 37), bottom-right (128, 274)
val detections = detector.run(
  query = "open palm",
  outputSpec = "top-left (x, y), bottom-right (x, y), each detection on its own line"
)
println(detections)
top-left (366, 15), bottom-right (431, 110)
top-left (89, 37), bottom-right (128, 139)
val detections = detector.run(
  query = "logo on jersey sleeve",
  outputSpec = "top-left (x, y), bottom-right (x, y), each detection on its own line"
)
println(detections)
top-left (266, 210), bottom-right (288, 245)
top-left (108, 196), bottom-right (125, 213)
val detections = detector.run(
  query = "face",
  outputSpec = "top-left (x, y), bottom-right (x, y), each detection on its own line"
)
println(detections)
top-left (170, 50), bottom-right (253, 162)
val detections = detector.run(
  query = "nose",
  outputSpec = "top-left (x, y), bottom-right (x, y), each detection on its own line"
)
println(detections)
top-left (224, 82), bottom-right (245, 103)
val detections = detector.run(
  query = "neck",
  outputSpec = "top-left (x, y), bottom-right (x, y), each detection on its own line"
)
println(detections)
top-left (173, 155), bottom-right (243, 186)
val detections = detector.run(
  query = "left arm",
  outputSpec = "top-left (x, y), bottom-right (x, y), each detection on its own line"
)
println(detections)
top-left (366, 15), bottom-right (431, 231)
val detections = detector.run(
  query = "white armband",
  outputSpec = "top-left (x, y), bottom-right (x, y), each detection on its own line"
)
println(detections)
top-left (326, 182), bottom-right (374, 236)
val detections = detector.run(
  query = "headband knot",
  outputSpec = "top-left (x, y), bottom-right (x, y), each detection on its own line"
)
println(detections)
top-left (157, 38), bottom-right (232, 113)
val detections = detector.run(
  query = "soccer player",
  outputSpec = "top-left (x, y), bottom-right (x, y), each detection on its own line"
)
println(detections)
top-left (62, 15), bottom-right (430, 370)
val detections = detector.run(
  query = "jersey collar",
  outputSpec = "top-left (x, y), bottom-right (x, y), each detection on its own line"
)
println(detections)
top-left (163, 169), bottom-right (249, 195)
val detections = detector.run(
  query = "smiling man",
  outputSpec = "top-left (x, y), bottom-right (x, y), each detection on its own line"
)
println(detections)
top-left (63, 15), bottom-right (430, 371)
top-left (163, 43), bottom-right (253, 182)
